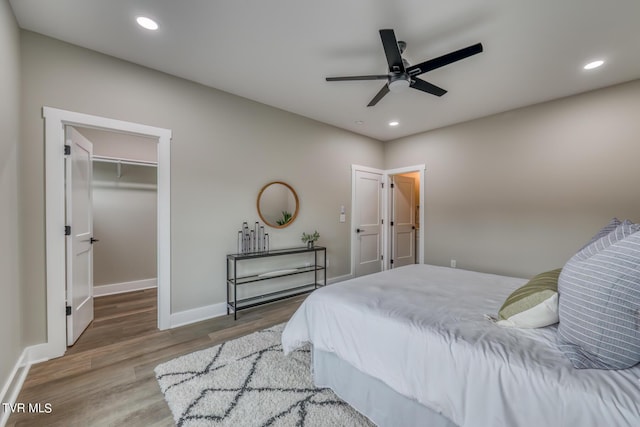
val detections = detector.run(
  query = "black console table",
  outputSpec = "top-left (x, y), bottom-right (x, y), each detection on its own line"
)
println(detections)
top-left (226, 246), bottom-right (327, 320)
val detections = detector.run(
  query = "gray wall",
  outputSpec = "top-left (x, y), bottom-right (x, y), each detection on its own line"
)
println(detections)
top-left (385, 79), bottom-right (640, 278)
top-left (92, 161), bottom-right (157, 287)
top-left (19, 31), bottom-right (385, 344)
top-left (0, 0), bottom-right (22, 399)
top-left (79, 127), bottom-right (158, 163)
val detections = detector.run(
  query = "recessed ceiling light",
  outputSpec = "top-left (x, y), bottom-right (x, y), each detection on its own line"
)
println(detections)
top-left (583, 60), bottom-right (604, 70)
top-left (136, 16), bottom-right (158, 31)
top-left (389, 121), bottom-right (399, 127)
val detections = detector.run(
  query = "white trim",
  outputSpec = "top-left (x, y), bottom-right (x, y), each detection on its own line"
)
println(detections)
top-left (170, 302), bottom-right (228, 329)
top-left (24, 343), bottom-right (52, 365)
top-left (42, 107), bottom-right (172, 361)
top-left (169, 275), bottom-right (349, 328)
top-left (94, 278), bottom-right (157, 297)
top-left (327, 273), bottom-right (353, 285)
top-left (0, 349), bottom-right (30, 427)
top-left (351, 164), bottom-right (385, 174)
top-left (384, 164), bottom-right (426, 175)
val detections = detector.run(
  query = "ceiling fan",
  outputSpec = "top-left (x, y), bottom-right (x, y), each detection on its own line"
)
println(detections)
top-left (326, 29), bottom-right (483, 107)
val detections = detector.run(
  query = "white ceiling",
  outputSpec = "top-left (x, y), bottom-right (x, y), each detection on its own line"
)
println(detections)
top-left (10, 0), bottom-right (640, 141)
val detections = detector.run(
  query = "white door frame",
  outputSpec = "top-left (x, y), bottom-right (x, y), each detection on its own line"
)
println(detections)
top-left (384, 165), bottom-right (425, 270)
top-left (38, 107), bottom-right (172, 361)
top-left (350, 164), bottom-right (425, 276)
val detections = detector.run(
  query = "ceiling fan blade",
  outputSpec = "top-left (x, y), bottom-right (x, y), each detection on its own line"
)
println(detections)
top-left (410, 78), bottom-right (447, 97)
top-left (407, 43), bottom-right (483, 76)
top-left (379, 29), bottom-right (405, 73)
top-left (367, 84), bottom-right (390, 107)
top-left (326, 75), bottom-right (389, 82)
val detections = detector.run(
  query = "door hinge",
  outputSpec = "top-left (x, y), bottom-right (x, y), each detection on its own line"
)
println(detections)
top-left (390, 221), bottom-right (394, 226)
top-left (381, 254), bottom-right (384, 260)
top-left (390, 183), bottom-right (394, 188)
top-left (381, 219), bottom-right (384, 225)
top-left (66, 306), bottom-right (71, 316)
top-left (381, 182), bottom-right (384, 188)
top-left (390, 259), bottom-right (394, 265)
top-left (65, 225), bottom-right (71, 236)
top-left (64, 144), bottom-right (71, 155)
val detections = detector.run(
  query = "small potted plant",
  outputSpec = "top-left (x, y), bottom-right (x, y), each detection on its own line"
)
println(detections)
top-left (301, 230), bottom-right (320, 248)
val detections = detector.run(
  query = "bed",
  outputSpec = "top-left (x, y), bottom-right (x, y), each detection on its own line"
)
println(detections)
top-left (281, 264), bottom-right (640, 427)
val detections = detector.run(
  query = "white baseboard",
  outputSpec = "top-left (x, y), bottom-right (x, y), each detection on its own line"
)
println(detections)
top-left (0, 349), bottom-right (30, 427)
top-left (170, 302), bottom-right (228, 328)
top-left (94, 278), bottom-right (157, 297)
top-left (168, 275), bottom-right (352, 329)
top-left (327, 273), bottom-right (353, 285)
top-left (24, 343), bottom-right (55, 366)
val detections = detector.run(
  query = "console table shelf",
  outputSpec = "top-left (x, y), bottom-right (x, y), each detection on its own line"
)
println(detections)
top-left (230, 265), bottom-right (326, 285)
top-left (226, 246), bottom-right (326, 319)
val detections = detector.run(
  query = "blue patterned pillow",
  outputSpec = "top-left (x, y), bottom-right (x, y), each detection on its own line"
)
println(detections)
top-left (558, 227), bottom-right (640, 369)
top-left (571, 219), bottom-right (637, 262)
top-left (577, 218), bottom-right (621, 252)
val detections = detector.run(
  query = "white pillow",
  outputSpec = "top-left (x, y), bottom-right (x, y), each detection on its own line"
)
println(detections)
top-left (496, 268), bottom-right (561, 329)
top-left (497, 293), bottom-right (558, 328)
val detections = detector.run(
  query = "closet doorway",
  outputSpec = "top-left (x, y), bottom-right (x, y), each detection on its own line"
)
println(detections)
top-left (80, 127), bottom-right (159, 296)
top-left (388, 172), bottom-right (420, 268)
top-left (41, 107), bottom-right (171, 362)
top-left (75, 127), bottom-right (158, 348)
top-left (66, 126), bottom-right (158, 345)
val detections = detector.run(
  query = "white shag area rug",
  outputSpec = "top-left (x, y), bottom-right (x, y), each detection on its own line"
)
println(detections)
top-left (155, 323), bottom-right (374, 427)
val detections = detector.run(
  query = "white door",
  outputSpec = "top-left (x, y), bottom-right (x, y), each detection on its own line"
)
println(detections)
top-left (353, 170), bottom-right (383, 277)
top-left (391, 175), bottom-right (416, 268)
top-left (66, 127), bottom-right (94, 346)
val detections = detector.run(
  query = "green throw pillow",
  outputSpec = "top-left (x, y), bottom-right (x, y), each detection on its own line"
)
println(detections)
top-left (497, 268), bottom-right (562, 328)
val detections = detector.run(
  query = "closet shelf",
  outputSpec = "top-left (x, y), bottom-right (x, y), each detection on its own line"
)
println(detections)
top-left (92, 155), bottom-right (157, 167)
top-left (229, 265), bottom-right (326, 285)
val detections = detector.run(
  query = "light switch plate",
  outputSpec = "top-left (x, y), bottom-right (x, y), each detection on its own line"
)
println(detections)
top-left (339, 214), bottom-right (346, 223)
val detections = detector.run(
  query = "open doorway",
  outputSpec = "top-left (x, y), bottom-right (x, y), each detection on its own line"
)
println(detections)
top-left (351, 164), bottom-right (425, 278)
top-left (384, 165), bottom-right (424, 270)
top-left (39, 107), bottom-right (171, 362)
top-left (388, 171), bottom-right (420, 268)
top-left (67, 126), bottom-right (159, 346)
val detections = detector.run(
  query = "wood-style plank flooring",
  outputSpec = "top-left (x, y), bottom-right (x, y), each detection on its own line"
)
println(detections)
top-left (8, 289), bottom-right (307, 426)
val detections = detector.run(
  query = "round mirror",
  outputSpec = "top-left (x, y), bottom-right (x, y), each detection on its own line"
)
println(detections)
top-left (257, 181), bottom-right (299, 228)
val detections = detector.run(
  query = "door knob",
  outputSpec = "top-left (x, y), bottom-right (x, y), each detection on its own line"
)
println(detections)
top-left (356, 228), bottom-right (362, 233)
top-left (90, 237), bottom-right (99, 244)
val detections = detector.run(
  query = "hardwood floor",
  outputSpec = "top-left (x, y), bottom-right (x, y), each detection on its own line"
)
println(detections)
top-left (8, 289), bottom-right (307, 426)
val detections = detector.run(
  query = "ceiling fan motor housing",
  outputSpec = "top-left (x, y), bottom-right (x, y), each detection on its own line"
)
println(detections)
top-left (388, 74), bottom-right (410, 92)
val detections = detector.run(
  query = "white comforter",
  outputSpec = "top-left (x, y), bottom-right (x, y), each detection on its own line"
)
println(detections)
top-left (282, 264), bottom-right (640, 427)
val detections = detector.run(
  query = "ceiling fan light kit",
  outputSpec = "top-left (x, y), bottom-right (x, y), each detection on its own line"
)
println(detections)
top-left (388, 75), bottom-right (410, 92)
top-left (326, 29), bottom-right (483, 106)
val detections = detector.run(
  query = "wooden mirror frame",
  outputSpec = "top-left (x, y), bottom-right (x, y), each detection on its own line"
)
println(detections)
top-left (257, 181), bottom-right (299, 228)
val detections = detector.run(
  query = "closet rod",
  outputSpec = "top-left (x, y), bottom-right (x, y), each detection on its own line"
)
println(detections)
top-left (92, 155), bottom-right (157, 167)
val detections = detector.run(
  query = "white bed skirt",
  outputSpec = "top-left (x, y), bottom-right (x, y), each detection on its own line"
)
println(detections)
top-left (313, 348), bottom-right (457, 427)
